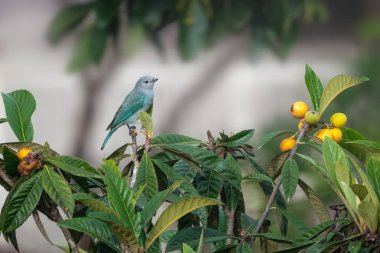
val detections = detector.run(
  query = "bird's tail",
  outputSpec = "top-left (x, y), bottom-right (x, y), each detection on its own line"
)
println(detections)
top-left (101, 129), bottom-right (115, 150)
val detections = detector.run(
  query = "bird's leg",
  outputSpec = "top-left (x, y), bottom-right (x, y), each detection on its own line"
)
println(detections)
top-left (128, 124), bottom-right (137, 137)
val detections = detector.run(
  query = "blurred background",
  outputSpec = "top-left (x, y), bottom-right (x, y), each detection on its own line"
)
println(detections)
top-left (0, 0), bottom-right (379, 252)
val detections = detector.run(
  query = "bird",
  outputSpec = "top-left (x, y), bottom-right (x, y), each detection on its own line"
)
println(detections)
top-left (101, 75), bottom-right (158, 150)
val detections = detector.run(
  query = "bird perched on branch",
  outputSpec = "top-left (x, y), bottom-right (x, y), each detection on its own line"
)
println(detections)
top-left (101, 75), bottom-right (158, 150)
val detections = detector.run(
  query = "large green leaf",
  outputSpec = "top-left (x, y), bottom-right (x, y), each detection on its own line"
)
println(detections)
top-left (367, 157), bottom-right (380, 200)
top-left (267, 151), bottom-right (290, 178)
top-left (146, 197), bottom-right (221, 248)
top-left (304, 64), bottom-right (323, 111)
top-left (3, 146), bottom-right (20, 177)
top-left (341, 127), bottom-right (365, 141)
top-left (243, 172), bottom-right (273, 184)
top-left (196, 168), bottom-right (223, 199)
top-left (1, 172), bottom-right (43, 233)
top-left (42, 166), bottom-right (75, 216)
top-left (1, 90), bottom-right (36, 142)
top-left (74, 193), bottom-right (114, 214)
top-left (95, 0), bottom-right (120, 28)
top-left (102, 160), bottom-right (141, 239)
top-left (0, 142), bottom-right (55, 155)
top-left (139, 112), bottom-right (153, 138)
top-left (67, 27), bottom-right (93, 72)
top-left (140, 181), bottom-right (183, 227)
top-left (106, 143), bottom-right (129, 164)
top-left (90, 26), bottom-right (108, 64)
top-left (257, 131), bottom-right (291, 150)
top-left (342, 140), bottom-right (380, 164)
top-left (218, 129), bottom-right (254, 147)
top-left (151, 134), bottom-right (202, 145)
top-left (166, 227), bottom-right (229, 252)
top-left (298, 179), bottom-right (330, 222)
top-left (58, 217), bottom-right (121, 252)
top-left (281, 158), bottom-right (299, 202)
top-left (358, 201), bottom-right (378, 233)
top-left (135, 153), bottom-right (158, 200)
top-left (318, 75), bottom-right (369, 115)
top-left (46, 156), bottom-right (100, 178)
top-left (47, 3), bottom-right (93, 44)
top-left (183, 243), bottom-right (196, 253)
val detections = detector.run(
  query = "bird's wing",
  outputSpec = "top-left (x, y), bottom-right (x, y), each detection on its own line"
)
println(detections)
top-left (106, 91), bottom-right (146, 130)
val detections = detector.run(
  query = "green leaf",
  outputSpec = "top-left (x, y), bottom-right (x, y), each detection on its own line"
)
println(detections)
top-left (32, 210), bottom-right (53, 245)
top-left (1, 172), bottom-right (43, 233)
top-left (243, 173), bottom-right (273, 184)
top-left (183, 243), bottom-right (196, 253)
top-left (367, 157), bottom-right (380, 200)
top-left (135, 153), bottom-right (158, 200)
top-left (106, 143), bottom-right (129, 164)
top-left (0, 142), bottom-right (56, 155)
top-left (298, 179), bottom-right (330, 222)
top-left (0, 118), bottom-right (7, 124)
top-left (197, 168), bottom-right (223, 199)
top-left (196, 228), bottom-right (204, 253)
top-left (236, 241), bottom-right (251, 253)
top-left (341, 127), bottom-right (365, 141)
top-left (257, 130), bottom-right (290, 150)
top-left (3, 147), bottom-right (20, 177)
top-left (281, 158), bottom-right (299, 202)
top-left (139, 112), bottom-right (153, 138)
top-left (146, 196), bottom-right (221, 248)
top-left (1, 90), bottom-right (36, 142)
top-left (267, 151), bottom-right (290, 178)
top-left (42, 166), bottom-right (75, 216)
top-left (342, 140), bottom-right (380, 164)
top-left (318, 75), bottom-right (369, 115)
top-left (58, 218), bottom-right (121, 252)
top-left (57, 245), bottom-right (88, 253)
top-left (141, 181), bottom-right (183, 227)
top-left (67, 27), bottom-right (93, 72)
top-left (90, 26), bottom-right (108, 63)
top-left (102, 160), bottom-right (141, 239)
top-left (166, 227), bottom-right (229, 252)
top-left (178, 2), bottom-right (208, 60)
top-left (340, 182), bottom-right (358, 213)
top-left (46, 156), bottom-right (100, 178)
top-left (151, 134), bottom-right (202, 145)
top-left (95, 0), bottom-right (120, 28)
top-left (219, 129), bottom-right (254, 147)
top-left (73, 193), bottom-right (114, 214)
top-left (47, 3), bottom-right (93, 44)
top-left (305, 64), bottom-right (323, 111)
top-left (358, 201), bottom-right (378, 233)
top-left (248, 233), bottom-right (293, 243)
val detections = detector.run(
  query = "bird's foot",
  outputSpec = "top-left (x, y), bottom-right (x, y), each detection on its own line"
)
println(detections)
top-left (129, 126), bottom-right (137, 136)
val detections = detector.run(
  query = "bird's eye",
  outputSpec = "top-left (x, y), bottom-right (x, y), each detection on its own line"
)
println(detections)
top-left (144, 81), bottom-right (148, 83)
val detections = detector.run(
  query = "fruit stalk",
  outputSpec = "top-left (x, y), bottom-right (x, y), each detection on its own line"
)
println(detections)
top-left (250, 122), bottom-right (309, 246)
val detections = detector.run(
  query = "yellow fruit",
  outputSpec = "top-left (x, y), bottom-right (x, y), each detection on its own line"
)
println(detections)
top-left (16, 148), bottom-right (32, 160)
top-left (279, 137), bottom-right (296, 151)
top-left (330, 113), bottom-right (347, 128)
top-left (18, 160), bottom-right (38, 176)
top-left (315, 129), bottom-right (333, 142)
top-left (290, 101), bottom-right (309, 119)
top-left (298, 119), bottom-right (312, 132)
top-left (330, 128), bottom-right (343, 142)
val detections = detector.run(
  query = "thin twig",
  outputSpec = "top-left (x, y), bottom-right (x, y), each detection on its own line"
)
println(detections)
top-left (249, 123), bottom-right (309, 246)
top-left (0, 168), bottom-right (14, 190)
top-left (50, 205), bottom-right (79, 253)
top-left (130, 128), bottom-right (139, 188)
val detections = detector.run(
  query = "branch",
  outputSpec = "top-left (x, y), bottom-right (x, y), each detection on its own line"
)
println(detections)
top-left (224, 206), bottom-right (235, 244)
top-left (249, 123), bottom-right (309, 246)
top-left (130, 128), bottom-right (139, 188)
top-left (0, 168), bottom-right (14, 190)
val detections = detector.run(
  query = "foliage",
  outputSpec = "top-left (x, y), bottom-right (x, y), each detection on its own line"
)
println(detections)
top-left (1, 66), bottom-right (379, 252)
top-left (47, 0), bottom-right (327, 72)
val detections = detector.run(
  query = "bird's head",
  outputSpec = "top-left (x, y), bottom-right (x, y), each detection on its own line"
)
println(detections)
top-left (135, 75), bottom-right (158, 89)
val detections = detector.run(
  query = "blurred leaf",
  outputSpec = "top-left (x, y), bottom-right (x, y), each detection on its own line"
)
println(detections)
top-left (218, 129), bottom-right (254, 147)
top-left (318, 75), bottom-right (369, 115)
top-left (236, 241), bottom-right (251, 253)
top-left (67, 27), bottom-right (93, 72)
top-left (249, 233), bottom-right (293, 243)
top-left (298, 179), bottom-right (330, 222)
top-left (366, 157), bottom-right (380, 200)
top-left (47, 3), bottom-right (93, 44)
top-left (178, 2), bottom-right (208, 60)
top-left (166, 227), bottom-right (228, 252)
top-left (305, 64), bottom-right (323, 111)
top-left (32, 210), bottom-right (53, 245)
top-left (281, 158), bottom-right (299, 202)
top-left (139, 111), bottom-right (153, 138)
top-left (151, 134), bottom-right (202, 145)
top-left (274, 208), bottom-right (308, 235)
top-left (146, 196), bottom-right (221, 248)
top-left (95, 0), bottom-right (120, 28)
top-left (257, 131), bottom-right (291, 150)
top-left (358, 201), bottom-right (378, 233)
top-left (1, 171), bottom-right (43, 233)
top-left (46, 156), bottom-right (100, 178)
top-left (42, 166), bottom-right (74, 216)
top-left (102, 160), bottom-right (141, 240)
top-left (136, 152), bottom-right (158, 200)
top-left (3, 147), bottom-right (20, 177)
top-left (1, 90), bottom-right (36, 142)
top-left (58, 218), bottom-right (121, 252)
top-left (91, 26), bottom-right (108, 63)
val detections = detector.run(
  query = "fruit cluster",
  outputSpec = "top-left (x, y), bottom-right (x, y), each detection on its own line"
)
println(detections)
top-left (280, 101), bottom-right (347, 151)
top-left (16, 148), bottom-right (41, 176)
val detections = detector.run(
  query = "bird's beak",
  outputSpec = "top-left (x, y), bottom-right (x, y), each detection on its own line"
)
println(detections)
top-left (153, 78), bottom-right (158, 82)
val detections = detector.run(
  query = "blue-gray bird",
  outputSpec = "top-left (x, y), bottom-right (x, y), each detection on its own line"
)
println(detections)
top-left (101, 75), bottom-right (158, 150)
